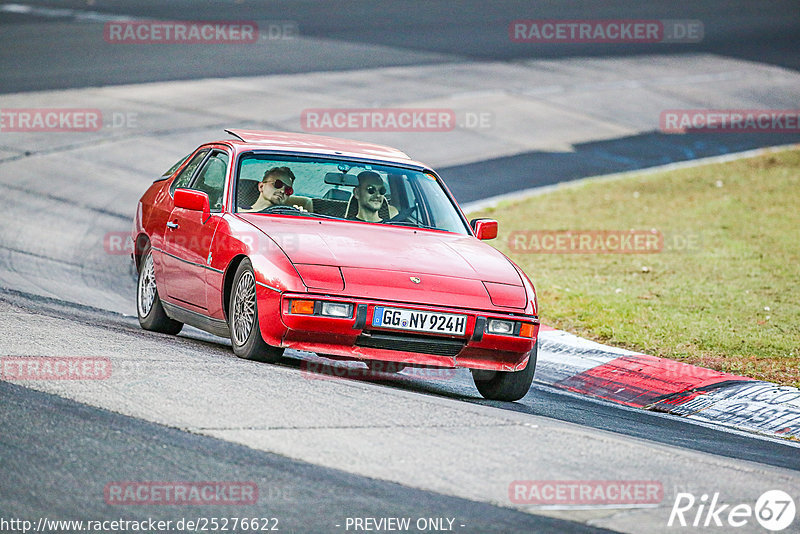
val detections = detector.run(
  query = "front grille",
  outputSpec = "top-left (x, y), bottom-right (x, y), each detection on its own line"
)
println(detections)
top-left (356, 332), bottom-right (465, 357)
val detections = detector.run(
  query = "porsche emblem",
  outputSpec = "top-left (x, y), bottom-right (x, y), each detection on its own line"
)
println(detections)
top-left (410, 276), bottom-right (421, 284)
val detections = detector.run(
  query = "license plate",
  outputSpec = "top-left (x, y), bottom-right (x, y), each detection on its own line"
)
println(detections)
top-left (372, 307), bottom-right (467, 335)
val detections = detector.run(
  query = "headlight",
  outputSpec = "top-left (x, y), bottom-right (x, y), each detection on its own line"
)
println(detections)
top-left (289, 299), bottom-right (353, 318)
top-left (487, 319), bottom-right (515, 335)
top-left (485, 318), bottom-right (536, 338)
top-left (320, 301), bottom-right (353, 318)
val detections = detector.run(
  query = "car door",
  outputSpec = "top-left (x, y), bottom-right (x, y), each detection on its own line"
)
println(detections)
top-left (162, 149), bottom-right (229, 310)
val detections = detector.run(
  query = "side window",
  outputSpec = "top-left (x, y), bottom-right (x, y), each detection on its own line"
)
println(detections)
top-left (191, 151), bottom-right (229, 212)
top-left (169, 149), bottom-right (209, 195)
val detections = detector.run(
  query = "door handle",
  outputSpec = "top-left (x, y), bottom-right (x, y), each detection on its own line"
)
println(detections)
top-left (166, 221), bottom-right (179, 229)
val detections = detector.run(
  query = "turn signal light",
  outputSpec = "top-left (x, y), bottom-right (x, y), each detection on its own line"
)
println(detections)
top-left (290, 299), bottom-right (315, 315)
top-left (519, 323), bottom-right (535, 339)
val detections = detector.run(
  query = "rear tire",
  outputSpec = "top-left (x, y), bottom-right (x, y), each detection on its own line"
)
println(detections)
top-left (472, 341), bottom-right (537, 401)
top-left (136, 247), bottom-right (183, 335)
top-left (228, 259), bottom-right (283, 363)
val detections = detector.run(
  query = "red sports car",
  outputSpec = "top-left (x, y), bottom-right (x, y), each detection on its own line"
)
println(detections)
top-left (132, 129), bottom-right (539, 401)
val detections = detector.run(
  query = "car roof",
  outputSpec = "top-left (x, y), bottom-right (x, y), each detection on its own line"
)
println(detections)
top-left (221, 129), bottom-right (429, 168)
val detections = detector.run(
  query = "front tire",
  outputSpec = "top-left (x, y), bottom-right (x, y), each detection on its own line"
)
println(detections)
top-left (472, 341), bottom-right (537, 402)
top-left (228, 259), bottom-right (283, 363)
top-left (136, 247), bottom-right (183, 335)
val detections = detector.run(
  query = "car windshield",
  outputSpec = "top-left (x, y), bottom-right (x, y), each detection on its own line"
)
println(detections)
top-left (234, 153), bottom-right (469, 234)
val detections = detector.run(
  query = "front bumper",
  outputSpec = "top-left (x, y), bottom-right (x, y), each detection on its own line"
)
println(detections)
top-left (260, 290), bottom-right (538, 372)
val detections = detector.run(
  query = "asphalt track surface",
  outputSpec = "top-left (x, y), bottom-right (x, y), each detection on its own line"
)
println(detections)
top-left (1, 380), bottom-right (615, 534)
top-left (2, 291), bottom-right (798, 533)
top-left (4, 288), bottom-right (799, 472)
top-left (2, 2), bottom-right (800, 533)
top-left (1, 0), bottom-right (799, 93)
top-left (443, 132), bottom-right (800, 203)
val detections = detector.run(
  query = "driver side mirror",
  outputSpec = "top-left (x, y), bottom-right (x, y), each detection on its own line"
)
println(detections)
top-left (470, 218), bottom-right (498, 240)
top-left (174, 188), bottom-right (211, 221)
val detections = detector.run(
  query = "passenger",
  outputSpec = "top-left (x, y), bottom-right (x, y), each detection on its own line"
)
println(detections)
top-left (242, 166), bottom-right (296, 212)
top-left (351, 171), bottom-right (398, 222)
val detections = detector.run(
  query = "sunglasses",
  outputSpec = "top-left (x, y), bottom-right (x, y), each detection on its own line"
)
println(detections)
top-left (268, 179), bottom-right (294, 196)
top-left (364, 185), bottom-right (386, 195)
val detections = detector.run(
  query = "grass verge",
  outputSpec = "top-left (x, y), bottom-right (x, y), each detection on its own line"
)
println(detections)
top-left (469, 148), bottom-right (800, 387)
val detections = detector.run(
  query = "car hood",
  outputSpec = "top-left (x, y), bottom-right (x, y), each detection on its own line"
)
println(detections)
top-left (240, 215), bottom-right (522, 283)
top-left (239, 215), bottom-right (528, 309)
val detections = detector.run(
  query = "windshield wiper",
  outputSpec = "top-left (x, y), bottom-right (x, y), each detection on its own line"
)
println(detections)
top-left (382, 219), bottom-right (440, 230)
top-left (254, 206), bottom-right (342, 220)
top-left (255, 205), bottom-right (303, 215)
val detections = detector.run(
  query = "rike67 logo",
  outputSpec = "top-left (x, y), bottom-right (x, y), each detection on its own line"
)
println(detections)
top-left (669, 490), bottom-right (796, 531)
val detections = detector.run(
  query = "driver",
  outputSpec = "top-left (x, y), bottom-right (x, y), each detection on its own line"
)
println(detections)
top-left (351, 171), bottom-right (398, 222)
top-left (242, 166), bottom-right (296, 212)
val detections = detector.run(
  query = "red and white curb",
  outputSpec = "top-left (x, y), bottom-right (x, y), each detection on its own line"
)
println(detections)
top-left (535, 326), bottom-right (800, 441)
